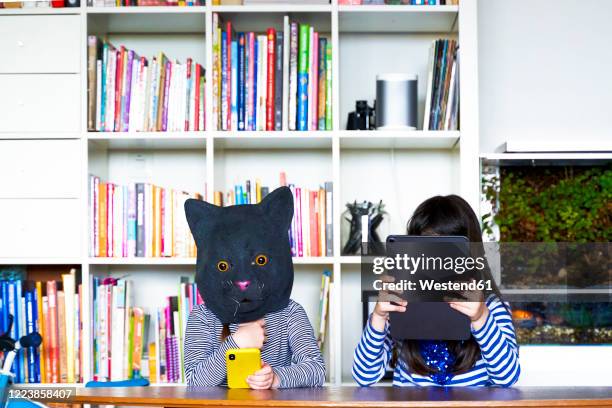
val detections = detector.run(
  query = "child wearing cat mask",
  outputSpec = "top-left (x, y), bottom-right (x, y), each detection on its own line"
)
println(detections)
top-left (183, 186), bottom-right (325, 388)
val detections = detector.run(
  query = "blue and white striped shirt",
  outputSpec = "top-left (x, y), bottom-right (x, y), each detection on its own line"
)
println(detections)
top-left (184, 299), bottom-right (325, 388)
top-left (352, 297), bottom-right (520, 387)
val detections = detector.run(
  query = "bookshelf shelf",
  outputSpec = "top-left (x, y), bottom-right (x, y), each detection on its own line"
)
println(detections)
top-left (338, 130), bottom-right (459, 150)
top-left (86, 5), bottom-right (207, 14)
top-left (213, 132), bottom-right (333, 150)
top-left (88, 257), bottom-right (196, 265)
top-left (214, 7), bottom-right (331, 33)
top-left (339, 256), bottom-right (361, 264)
top-left (87, 256), bottom-right (333, 265)
top-left (88, 132), bottom-right (207, 150)
top-left (0, 7), bottom-right (81, 15)
top-left (481, 152), bottom-right (612, 165)
top-left (293, 256), bottom-right (335, 265)
top-left (211, 4), bottom-right (332, 13)
top-left (338, 5), bottom-right (458, 33)
top-left (0, 258), bottom-right (82, 266)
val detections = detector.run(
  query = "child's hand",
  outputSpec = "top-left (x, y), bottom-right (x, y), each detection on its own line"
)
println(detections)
top-left (448, 301), bottom-right (489, 331)
top-left (371, 274), bottom-right (407, 332)
top-left (246, 362), bottom-right (279, 389)
top-left (232, 319), bottom-right (266, 349)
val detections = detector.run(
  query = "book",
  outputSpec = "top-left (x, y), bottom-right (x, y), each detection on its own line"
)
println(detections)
top-left (317, 38), bottom-right (327, 131)
top-left (87, 36), bottom-right (101, 131)
top-left (275, 31), bottom-right (284, 131)
top-left (238, 32), bottom-right (246, 130)
top-left (309, 30), bottom-right (318, 131)
top-left (231, 40), bottom-right (238, 130)
top-left (62, 269), bottom-right (76, 383)
top-left (325, 42), bottom-right (332, 130)
top-left (266, 28), bottom-right (276, 131)
top-left (296, 24), bottom-right (310, 131)
top-left (288, 21), bottom-right (299, 131)
top-left (325, 182), bottom-right (333, 256)
top-left (317, 269), bottom-right (331, 348)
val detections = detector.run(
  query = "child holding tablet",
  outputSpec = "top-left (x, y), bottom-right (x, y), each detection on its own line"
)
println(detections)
top-left (352, 195), bottom-right (520, 387)
top-left (183, 187), bottom-right (325, 388)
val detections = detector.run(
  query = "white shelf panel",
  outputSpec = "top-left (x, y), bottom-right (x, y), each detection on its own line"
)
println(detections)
top-left (338, 5), bottom-right (458, 33)
top-left (87, 6), bottom-right (206, 14)
top-left (340, 256), bottom-right (361, 264)
top-left (482, 152), bottom-right (612, 161)
top-left (88, 256), bottom-right (333, 265)
top-left (213, 7), bottom-right (331, 32)
top-left (294, 256), bottom-right (334, 265)
top-left (0, 258), bottom-right (82, 265)
top-left (339, 130), bottom-right (459, 149)
top-left (87, 8), bottom-right (206, 33)
top-left (0, 7), bottom-right (81, 15)
top-left (89, 257), bottom-right (196, 265)
top-left (211, 4), bottom-right (331, 13)
top-left (501, 140), bottom-right (612, 153)
top-left (88, 132), bottom-right (207, 150)
top-left (213, 132), bottom-right (332, 150)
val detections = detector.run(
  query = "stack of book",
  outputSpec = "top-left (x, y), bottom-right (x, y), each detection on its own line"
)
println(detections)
top-left (213, 173), bottom-right (332, 257)
top-left (87, 37), bottom-right (206, 132)
top-left (88, 176), bottom-right (202, 258)
top-left (212, 14), bottom-right (332, 131)
top-left (423, 38), bottom-right (459, 131)
top-left (88, 0), bottom-right (205, 6)
top-left (0, 269), bottom-right (83, 384)
top-left (212, 1), bottom-right (329, 4)
top-left (338, 0), bottom-right (458, 4)
top-left (91, 276), bottom-right (202, 383)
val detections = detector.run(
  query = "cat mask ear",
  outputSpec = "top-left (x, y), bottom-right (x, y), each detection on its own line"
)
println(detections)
top-left (184, 198), bottom-right (221, 242)
top-left (260, 186), bottom-right (294, 231)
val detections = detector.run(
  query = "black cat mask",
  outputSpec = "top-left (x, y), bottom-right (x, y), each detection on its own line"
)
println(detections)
top-left (185, 186), bottom-right (294, 324)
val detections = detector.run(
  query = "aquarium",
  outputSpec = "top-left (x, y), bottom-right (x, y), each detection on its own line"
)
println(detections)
top-left (481, 158), bottom-right (611, 345)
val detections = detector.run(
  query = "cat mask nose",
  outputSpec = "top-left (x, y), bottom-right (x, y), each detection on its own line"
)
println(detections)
top-left (234, 280), bottom-right (251, 292)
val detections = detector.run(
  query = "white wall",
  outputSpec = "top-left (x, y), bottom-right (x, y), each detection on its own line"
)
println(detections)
top-left (478, 0), bottom-right (612, 387)
top-left (478, 0), bottom-right (612, 153)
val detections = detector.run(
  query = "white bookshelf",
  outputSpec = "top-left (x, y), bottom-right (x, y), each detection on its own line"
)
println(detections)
top-left (0, 0), bottom-right (478, 386)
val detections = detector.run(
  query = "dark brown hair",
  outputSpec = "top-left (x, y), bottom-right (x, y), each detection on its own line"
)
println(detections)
top-left (396, 194), bottom-right (507, 376)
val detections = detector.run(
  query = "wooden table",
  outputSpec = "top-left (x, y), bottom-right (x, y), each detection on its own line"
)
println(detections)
top-left (59, 386), bottom-right (612, 407)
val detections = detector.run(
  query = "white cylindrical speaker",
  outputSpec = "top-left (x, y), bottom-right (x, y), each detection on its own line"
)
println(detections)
top-left (375, 73), bottom-right (418, 130)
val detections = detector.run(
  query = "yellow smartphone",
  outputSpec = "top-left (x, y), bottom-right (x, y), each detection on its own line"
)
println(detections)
top-left (225, 348), bottom-right (262, 389)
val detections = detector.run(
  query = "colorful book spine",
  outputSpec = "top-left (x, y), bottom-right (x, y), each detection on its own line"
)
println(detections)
top-left (221, 30), bottom-right (228, 131)
top-left (266, 28), bottom-right (276, 131)
top-left (238, 32), bottom-right (246, 131)
top-left (288, 22), bottom-right (299, 131)
top-left (275, 31), bottom-right (284, 131)
top-left (309, 30), bottom-right (318, 131)
top-left (296, 24), bottom-right (310, 131)
top-left (325, 42), bottom-right (332, 130)
top-left (231, 40), bottom-right (238, 130)
top-left (317, 38), bottom-right (327, 131)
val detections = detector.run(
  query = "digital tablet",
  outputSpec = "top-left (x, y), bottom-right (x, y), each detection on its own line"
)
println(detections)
top-left (386, 235), bottom-right (472, 341)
